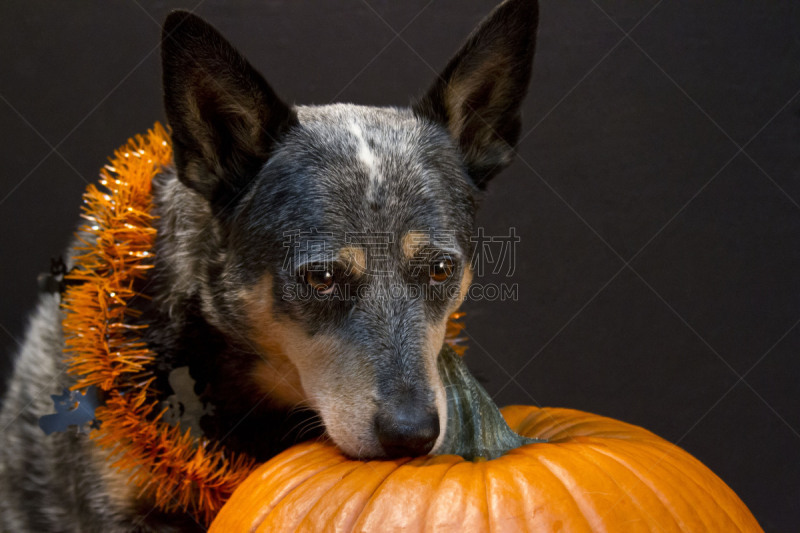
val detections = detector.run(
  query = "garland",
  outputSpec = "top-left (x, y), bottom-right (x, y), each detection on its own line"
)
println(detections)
top-left (61, 123), bottom-right (468, 524)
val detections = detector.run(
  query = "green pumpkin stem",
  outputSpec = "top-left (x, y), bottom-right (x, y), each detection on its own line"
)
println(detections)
top-left (436, 345), bottom-right (545, 460)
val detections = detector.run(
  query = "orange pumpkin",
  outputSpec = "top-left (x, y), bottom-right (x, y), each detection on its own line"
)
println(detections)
top-left (211, 348), bottom-right (762, 532)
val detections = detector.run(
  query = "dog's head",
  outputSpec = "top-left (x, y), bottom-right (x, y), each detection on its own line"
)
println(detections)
top-left (160, 0), bottom-right (537, 459)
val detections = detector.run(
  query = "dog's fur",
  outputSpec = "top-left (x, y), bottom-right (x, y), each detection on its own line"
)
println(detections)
top-left (0, 1), bottom-right (537, 530)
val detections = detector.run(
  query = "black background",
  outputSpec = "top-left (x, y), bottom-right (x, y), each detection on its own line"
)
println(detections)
top-left (1, 1), bottom-right (798, 530)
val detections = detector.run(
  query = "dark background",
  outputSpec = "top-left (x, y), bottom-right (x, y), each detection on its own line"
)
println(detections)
top-left (1, 1), bottom-right (798, 530)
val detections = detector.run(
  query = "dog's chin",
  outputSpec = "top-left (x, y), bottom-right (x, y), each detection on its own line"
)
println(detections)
top-left (339, 444), bottom-right (387, 461)
top-left (302, 398), bottom-right (370, 458)
top-left (308, 382), bottom-right (450, 460)
top-left (320, 413), bottom-right (449, 460)
top-left (324, 426), bottom-right (385, 460)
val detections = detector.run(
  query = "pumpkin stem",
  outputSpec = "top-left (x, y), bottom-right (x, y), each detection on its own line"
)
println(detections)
top-left (436, 345), bottom-right (544, 460)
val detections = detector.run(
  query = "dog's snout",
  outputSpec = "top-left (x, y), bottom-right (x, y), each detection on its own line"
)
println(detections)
top-left (374, 399), bottom-right (439, 458)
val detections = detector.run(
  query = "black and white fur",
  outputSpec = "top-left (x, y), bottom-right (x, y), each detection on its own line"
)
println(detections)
top-left (0, 1), bottom-right (537, 530)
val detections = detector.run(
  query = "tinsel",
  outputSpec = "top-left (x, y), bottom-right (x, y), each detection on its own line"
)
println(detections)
top-left (62, 123), bottom-right (254, 524)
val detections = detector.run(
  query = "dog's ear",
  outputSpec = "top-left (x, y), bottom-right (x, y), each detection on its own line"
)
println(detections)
top-left (162, 11), bottom-right (295, 208)
top-left (413, 0), bottom-right (538, 188)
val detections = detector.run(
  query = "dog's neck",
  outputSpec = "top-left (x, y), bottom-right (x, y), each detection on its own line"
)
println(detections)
top-left (150, 168), bottom-right (221, 320)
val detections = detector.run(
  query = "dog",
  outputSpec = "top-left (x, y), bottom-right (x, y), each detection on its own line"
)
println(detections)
top-left (0, 0), bottom-right (537, 530)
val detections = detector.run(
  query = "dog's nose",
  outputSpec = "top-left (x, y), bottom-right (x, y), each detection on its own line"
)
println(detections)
top-left (374, 402), bottom-right (439, 457)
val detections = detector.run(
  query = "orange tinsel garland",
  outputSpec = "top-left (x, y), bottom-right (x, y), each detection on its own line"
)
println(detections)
top-left (61, 123), bottom-right (469, 524)
top-left (62, 123), bottom-right (255, 524)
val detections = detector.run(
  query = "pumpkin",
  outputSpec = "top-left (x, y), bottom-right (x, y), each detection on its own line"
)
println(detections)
top-left (210, 348), bottom-right (762, 532)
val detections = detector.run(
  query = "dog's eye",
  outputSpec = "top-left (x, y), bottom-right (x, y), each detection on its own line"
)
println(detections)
top-left (303, 266), bottom-right (335, 293)
top-left (429, 256), bottom-right (455, 284)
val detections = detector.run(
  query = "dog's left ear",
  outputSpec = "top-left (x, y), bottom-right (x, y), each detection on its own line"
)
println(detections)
top-left (413, 0), bottom-right (538, 188)
top-left (161, 11), bottom-right (296, 210)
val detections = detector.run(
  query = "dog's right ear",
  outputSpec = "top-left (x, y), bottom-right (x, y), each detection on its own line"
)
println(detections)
top-left (162, 11), bottom-right (295, 209)
top-left (413, 0), bottom-right (538, 189)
